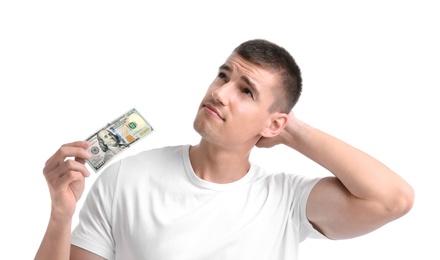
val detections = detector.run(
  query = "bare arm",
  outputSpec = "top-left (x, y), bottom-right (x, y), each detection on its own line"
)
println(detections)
top-left (257, 113), bottom-right (414, 239)
top-left (35, 141), bottom-right (104, 260)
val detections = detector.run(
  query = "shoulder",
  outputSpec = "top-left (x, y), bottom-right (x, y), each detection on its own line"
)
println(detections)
top-left (97, 144), bottom-right (186, 174)
top-left (101, 144), bottom-right (189, 181)
top-left (121, 144), bottom-right (188, 166)
top-left (252, 164), bottom-right (321, 193)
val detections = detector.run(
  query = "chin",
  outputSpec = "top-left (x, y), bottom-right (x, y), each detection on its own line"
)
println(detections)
top-left (193, 120), bottom-right (207, 137)
top-left (194, 122), bottom-right (218, 142)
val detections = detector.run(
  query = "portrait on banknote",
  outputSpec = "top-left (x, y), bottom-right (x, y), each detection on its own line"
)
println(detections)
top-left (85, 108), bottom-right (154, 172)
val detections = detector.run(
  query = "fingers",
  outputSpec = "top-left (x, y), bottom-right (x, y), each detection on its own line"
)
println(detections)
top-left (43, 141), bottom-right (91, 190)
top-left (45, 159), bottom-right (90, 184)
top-left (44, 141), bottom-right (91, 175)
top-left (41, 141), bottom-right (93, 218)
top-left (75, 157), bottom-right (86, 164)
top-left (44, 159), bottom-right (90, 215)
top-left (59, 159), bottom-right (90, 178)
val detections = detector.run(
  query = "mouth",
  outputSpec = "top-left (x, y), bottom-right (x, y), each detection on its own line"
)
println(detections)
top-left (204, 103), bottom-right (225, 121)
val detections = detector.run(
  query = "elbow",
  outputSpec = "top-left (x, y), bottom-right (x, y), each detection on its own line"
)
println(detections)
top-left (402, 184), bottom-right (415, 215)
top-left (389, 182), bottom-right (415, 219)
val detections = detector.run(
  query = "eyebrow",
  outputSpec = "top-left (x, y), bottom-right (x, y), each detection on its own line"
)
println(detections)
top-left (219, 64), bottom-right (260, 98)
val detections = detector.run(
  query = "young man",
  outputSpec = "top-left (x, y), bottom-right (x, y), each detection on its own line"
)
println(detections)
top-left (35, 39), bottom-right (414, 260)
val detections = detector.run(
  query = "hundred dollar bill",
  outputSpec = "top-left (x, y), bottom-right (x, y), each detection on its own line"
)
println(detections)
top-left (85, 108), bottom-right (154, 172)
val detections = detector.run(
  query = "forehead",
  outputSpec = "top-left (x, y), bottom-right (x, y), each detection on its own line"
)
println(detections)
top-left (223, 53), bottom-right (280, 90)
top-left (98, 131), bottom-right (109, 137)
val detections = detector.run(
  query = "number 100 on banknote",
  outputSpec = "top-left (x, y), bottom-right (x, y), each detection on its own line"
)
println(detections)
top-left (85, 108), bottom-right (154, 172)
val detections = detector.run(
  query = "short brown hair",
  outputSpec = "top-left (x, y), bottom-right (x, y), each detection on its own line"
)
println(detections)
top-left (234, 39), bottom-right (302, 113)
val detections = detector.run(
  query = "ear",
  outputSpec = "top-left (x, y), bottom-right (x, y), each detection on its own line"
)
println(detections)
top-left (260, 113), bottom-right (289, 138)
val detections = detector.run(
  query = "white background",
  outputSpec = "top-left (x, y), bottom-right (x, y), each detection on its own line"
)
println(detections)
top-left (1, 1), bottom-right (439, 259)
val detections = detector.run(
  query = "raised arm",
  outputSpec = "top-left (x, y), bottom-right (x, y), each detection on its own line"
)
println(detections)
top-left (257, 113), bottom-right (414, 239)
top-left (35, 141), bottom-right (103, 260)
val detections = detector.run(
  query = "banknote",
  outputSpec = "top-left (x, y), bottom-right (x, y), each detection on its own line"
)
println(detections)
top-left (85, 108), bottom-right (154, 172)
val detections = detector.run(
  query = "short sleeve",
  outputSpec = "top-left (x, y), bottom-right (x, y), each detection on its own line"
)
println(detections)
top-left (290, 175), bottom-right (328, 242)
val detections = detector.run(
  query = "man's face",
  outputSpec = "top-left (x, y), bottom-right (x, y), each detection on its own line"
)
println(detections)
top-left (193, 53), bottom-right (280, 148)
top-left (98, 130), bottom-right (118, 147)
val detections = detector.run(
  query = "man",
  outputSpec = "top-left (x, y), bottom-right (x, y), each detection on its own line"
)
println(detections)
top-left (35, 39), bottom-right (414, 260)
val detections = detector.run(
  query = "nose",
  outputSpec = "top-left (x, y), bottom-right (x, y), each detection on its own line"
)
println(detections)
top-left (211, 83), bottom-right (233, 106)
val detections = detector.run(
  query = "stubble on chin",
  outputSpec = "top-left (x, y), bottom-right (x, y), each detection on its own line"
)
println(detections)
top-left (193, 115), bottom-right (220, 143)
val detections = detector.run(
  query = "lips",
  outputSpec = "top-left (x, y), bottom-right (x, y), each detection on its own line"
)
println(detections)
top-left (204, 103), bottom-right (225, 121)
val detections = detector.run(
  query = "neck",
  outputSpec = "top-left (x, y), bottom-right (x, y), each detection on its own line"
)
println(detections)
top-left (189, 139), bottom-right (252, 184)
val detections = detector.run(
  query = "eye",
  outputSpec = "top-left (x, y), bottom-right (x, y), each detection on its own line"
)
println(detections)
top-left (242, 88), bottom-right (254, 98)
top-left (217, 72), bottom-right (228, 81)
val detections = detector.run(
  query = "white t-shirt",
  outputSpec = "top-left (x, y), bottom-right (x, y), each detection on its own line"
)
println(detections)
top-left (71, 145), bottom-right (327, 260)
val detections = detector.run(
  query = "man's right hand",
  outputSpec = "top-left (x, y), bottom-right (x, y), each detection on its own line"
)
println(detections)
top-left (43, 141), bottom-right (91, 219)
